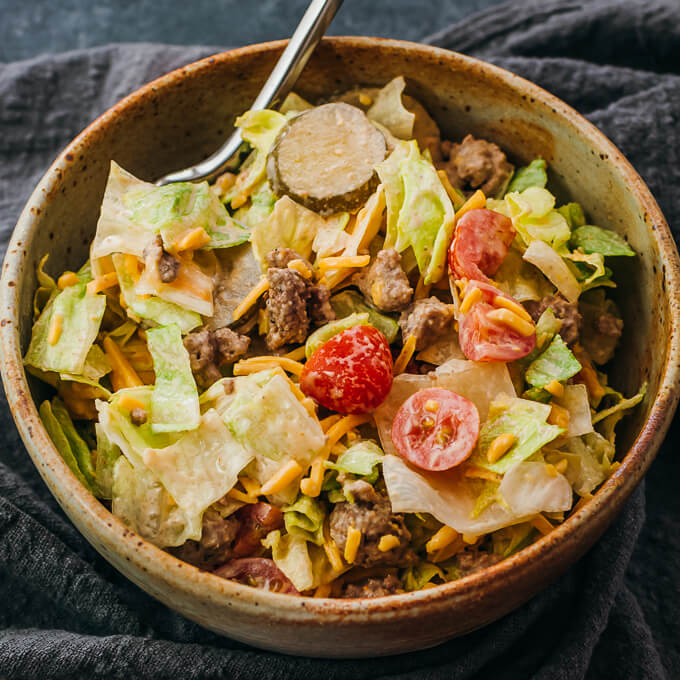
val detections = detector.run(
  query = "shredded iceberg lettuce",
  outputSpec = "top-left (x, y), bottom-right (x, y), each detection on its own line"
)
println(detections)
top-left (146, 324), bottom-right (200, 433)
top-left (94, 423), bottom-right (121, 500)
top-left (523, 239), bottom-right (580, 303)
top-left (283, 495), bottom-right (326, 545)
top-left (383, 456), bottom-right (571, 535)
top-left (325, 440), bottom-right (384, 485)
top-left (505, 187), bottom-right (571, 251)
top-left (262, 530), bottom-right (342, 592)
top-left (312, 212), bottom-right (350, 259)
top-left (330, 290), bottom-right (399, 343)
top-left (111, 456), bottom-right (202, 548)
top-left (525, 335), bottom-right (582, 388)
top-left (570, 225), bottom-right (636, 257)
top-left (224, 109), bottom-right (287, 204)
top-left (557, 202), bottom-right (586, 229)
top-left (552, 383), bottom-right (593, 438)
top-left (141, 409), bottom-right (252, 517)
top-left (25, 282), bottom-right (106, 375)
top-left (403, 562), bottom-right (445, 591)
top-left (470, 395), bottom-right (564, 473)
top-left (39, 398), bottom-right (96, 494)
top-left (232, 180), bottom-right (276, 228)
top-left (113, 254), bottom-right (202, 333)
top-left (505, 159), bottom-right (547, 194)
top-left (250, 195), bottom-right (325, 267)
top-left (366, 76), bottom-right (415, 140)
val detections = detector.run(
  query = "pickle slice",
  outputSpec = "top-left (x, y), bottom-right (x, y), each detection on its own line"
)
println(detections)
top-left (267, 103), bottom-right (387, 216)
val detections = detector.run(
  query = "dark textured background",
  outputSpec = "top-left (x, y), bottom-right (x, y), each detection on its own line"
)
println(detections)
top-left (0, 1), bottom-right (678, 678)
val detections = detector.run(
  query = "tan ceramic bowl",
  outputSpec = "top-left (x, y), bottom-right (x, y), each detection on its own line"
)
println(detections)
top-left (1, 38), bottom-right (679, 657)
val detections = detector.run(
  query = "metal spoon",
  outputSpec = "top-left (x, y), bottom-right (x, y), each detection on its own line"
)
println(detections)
top-left (156, 0), bottom-right (344, 186)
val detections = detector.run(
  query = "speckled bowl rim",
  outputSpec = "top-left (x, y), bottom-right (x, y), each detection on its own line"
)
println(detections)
top-left (2, 37), bottom-right (679, 628)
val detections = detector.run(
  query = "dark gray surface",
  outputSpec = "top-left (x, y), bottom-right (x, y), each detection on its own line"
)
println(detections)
top-left (1, 0), bottom-right (679, 678)
top-left (0, 0), bottom-right (505, 62)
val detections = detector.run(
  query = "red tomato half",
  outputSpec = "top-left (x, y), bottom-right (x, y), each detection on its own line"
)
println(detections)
top-left (449, 209), bottom-right (515, 282)
top-left (232, 503), bottom-right (284, 558)
top-left (458, 280), bottom-right (536, 362)
top-left (391, 387), bottom-right (479, 471)
top-left (300, 325), bottom-right (393, 414)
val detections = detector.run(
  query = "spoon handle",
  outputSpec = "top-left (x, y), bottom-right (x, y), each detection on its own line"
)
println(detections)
top-left (157, 0), bottom-right (344, 186)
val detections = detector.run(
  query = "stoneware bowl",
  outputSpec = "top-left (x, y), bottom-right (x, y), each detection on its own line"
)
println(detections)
top-left (1, 38), bottom-right (679, 658)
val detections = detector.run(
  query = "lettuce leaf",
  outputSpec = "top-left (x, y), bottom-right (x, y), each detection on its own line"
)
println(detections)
top-left (523, 239), bottom-right (580, 303)
top-left (262, 530), bottom-right (342, 592)
top-left (556, 202), bottom-right (586, 229)
top-left (325, 440), bottom-right (384, 485)
top-left (470, 396), bottom-right (564, 473)
top-left (570, 225), bottom-right (636, 257)
top-left (225, 109), bottom-right (287, 204)
top-left (113, 254), bottom-right (201, 333)
top-left (505, 159), bottom-right (547, 194)
top-left (94, 423), bottom-right (121, 500)
top-left (111, 455), bottom-right (202, 548)
top-left (279, 92), bottom-right (313, 115)
top-left (505, 187), bottom-right (571, 251)
top-left (283, 494), bottom-right (326, 545)
top-left (312, 212), bottom-right (350, 259)
top-left (232, 180), bottom-right (277, 229)
top-left (396, 151), bottom-right (456, 284)
top-left (141, 408), bottom-right (253, 517)
top-left (330, 290), bottom-right (399, 343)
top-left (39, 398), bottom-right (96, 494)
top-left (97, 387), bottom-right (182, 468)
top-left (494, 248), bottom-right (554, 302)
top-left (592, 384), bottom-right (646, 426)
top-left (366, 76), bottom-right (416, 139)
top-left (552, 383), bottom-right (593, 438)
top-left (376, 140), bottom-right (420, 249)
top-left (403, 562), bottom-right (445, 591)
top-left (25, 282), bottom-right (106, 375)
top-left (491, 523), bottom-right (536, 558)
top-left (147, 324), bottom-right (200, 433)
top-left (383, 456), bottom-right (571, 535)
top-left (525, 335), bottom-right (582, 388)
top-left (250, 195), bottom-right (325, 267)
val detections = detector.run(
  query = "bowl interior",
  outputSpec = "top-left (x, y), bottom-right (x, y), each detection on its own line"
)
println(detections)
top-left (3, 38), bottom-right (678, 656)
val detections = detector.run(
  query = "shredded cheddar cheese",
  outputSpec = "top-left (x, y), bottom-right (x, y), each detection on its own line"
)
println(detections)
top-left (463, 465), bottom-right (501, 482)
top-left (317, 254), bottom-right (370, 271)
top-left (102, 336), bottom-right (143, 391)
top-left (493, 295), bottom-right (533, 322)
top-left (486, 308), bottom-right (535, 337)
top-left (233, 356), bottom-right (304, 377)
top-left (486, 433), bottom-right (516, 463)
top-left (86, 271), bottom-right (118, 296)
top-left (393, 334), bottom-right (417, 375)
top-left (239, 477), bottom-right (261, 496)
top-left (259, 459), bottom-right (303, 496)
top-left (175, 227), bottom-right (211, 252)
top-left (231, 192), bottom-right (249, 210)
top-left (358, 93), bottom-right (373, 107)
top-left (320, 414), bottom-right (342, 433)
top-left (323, 519), bottom-right (344, 572)
top-left (460, 286), bottom-right (483, 314)
top-left (283, 345), bottom-right (307, 361)
top-left (47, 313), bottom-right (63, 345)
top-left (414, 275), bottom-right (432, 300)
top-left (287, 259), bottom-right (313, 278)
top-left (548, 403), bottom-right (570, 430)
top-left (231, 277), bottom-right (270, 321)
top-left (437, 169), bottom-right (463, 206)
top-left (553, 458), bottom-right (569, 475)
top-left (117, 394), bottom-right (147, 412)
top-left (378, 535), bottom-right (401, 552)
top-left (573, 493), bottom-right (594, 513)
top-left (300, 457), bottom-right (325, 498)
top-left (324, 414), bottom-right (371, 457)
top-left (344, 526), bottom-right (362, 563)
top-left (530, 514), bottom-right (555, 536)
top-left (227, 488), bottom-right (258, 504)
top-left (313, 583), bottom-right (332, 598)
top-left (426, 525), bottom-right (459, 554)
top-left (57, 272), bottom-right (79, 289)
top-left (544, 379), bottom-right (565, 398)
top-left (455, 189), bottom-right (486, 220)
top-left (462, 533), bottom-right (478, 545)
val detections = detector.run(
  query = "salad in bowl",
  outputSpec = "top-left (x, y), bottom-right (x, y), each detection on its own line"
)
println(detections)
top-left (25, 76), bottom-right (644, 598)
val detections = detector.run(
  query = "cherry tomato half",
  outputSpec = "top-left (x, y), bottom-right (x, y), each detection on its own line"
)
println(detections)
top-left (232, 503), bottom-right (284, 558)
top-left (458, 280), bottom-right (536, 362)
top-left (449, 208), bottom-right (515, 283)
top-left (300, 325), bottom-right (393, 414)
top-left (391, 387), bottom-right (479, 471)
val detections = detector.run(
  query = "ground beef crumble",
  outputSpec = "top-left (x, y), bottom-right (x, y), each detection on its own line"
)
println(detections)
top-left (183, 327), bottom-right (250, 388)
top-left (341, 573), bottom-right (402, 598)
top-left (355, 248), bottom-right (413, 312)
top-left (524, 294), bottom-right (582, 346)
top-left (436, 134), bottom-right (514, 198)
top-left (143, 234), bottom-right (181, 283)
top-left (399, 297), bottom-right (455, 350)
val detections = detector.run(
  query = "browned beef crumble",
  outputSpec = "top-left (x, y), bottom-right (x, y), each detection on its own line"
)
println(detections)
top-left (265, 249), bottom-right (335, 350)
top-left (171, 509), bottom-right (240, 570)
top-left (355, 248), bottom-right (413, 312)
top-left (524, 294), bottom-right (583, 346)
top-left (143, 234), bottom-right (181, 283)
top-left (129, 407), bottom-right (147, 426)
top-left (436, 134), bottom-right (514, 198)
top-left (329, 486), bottom-right (415, 568)
top-left (342, 573), bottom-right (402, 598)
top-left (451, 550), bottom-right (503, 577)
top-left (399, 297), bottom-right (455, 350)
top-left (183, 327), bottom-right (250, 388)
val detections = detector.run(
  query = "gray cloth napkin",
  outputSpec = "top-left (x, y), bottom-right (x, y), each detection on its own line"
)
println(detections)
top-left (1, 1), bottom-right (678, 678)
